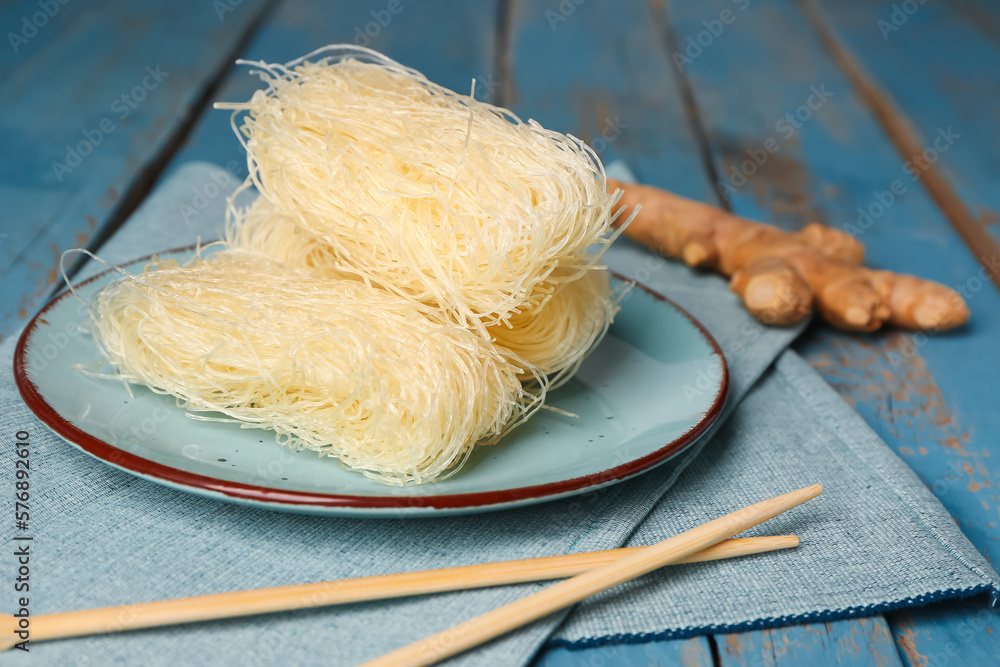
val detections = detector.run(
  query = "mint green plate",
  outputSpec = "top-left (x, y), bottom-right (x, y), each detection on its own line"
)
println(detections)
top-left (15, 247), bottom-right (727, 517)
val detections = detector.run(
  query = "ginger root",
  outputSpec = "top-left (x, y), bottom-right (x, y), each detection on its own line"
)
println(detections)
top-left (609, 178), bottom-right (969, 332)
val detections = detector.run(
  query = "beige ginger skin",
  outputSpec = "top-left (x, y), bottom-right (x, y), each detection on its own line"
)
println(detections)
top-left (609, 178), bottom-right (969, 332)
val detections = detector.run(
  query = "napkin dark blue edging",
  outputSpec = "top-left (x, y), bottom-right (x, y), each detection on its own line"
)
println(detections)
top-left (548, 349), bottom-right (1000, 651)
top-left (547, 584), bottom-right (999, 650)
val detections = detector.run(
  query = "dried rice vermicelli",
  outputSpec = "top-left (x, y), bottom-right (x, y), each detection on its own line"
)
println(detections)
top-left (218, 45), bottom-right (624, 330)
top-left (81, 45), bottom-right (630, 485)
top-left (88, 250), bottom-right (536, 485)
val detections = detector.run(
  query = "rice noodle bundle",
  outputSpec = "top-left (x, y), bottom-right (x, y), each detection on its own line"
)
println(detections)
top-left (90, 250), bottom-right (534, 484)
top-left (220, 45), bottom-right (623, 328)
top-left (84, 45), bottom-right (628, 485)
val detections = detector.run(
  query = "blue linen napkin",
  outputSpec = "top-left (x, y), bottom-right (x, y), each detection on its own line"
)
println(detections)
top-left (0, 162), bottom-right (995, 665)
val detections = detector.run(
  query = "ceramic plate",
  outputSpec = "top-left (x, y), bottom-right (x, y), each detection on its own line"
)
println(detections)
top-left (15, 246), bottom-right (728, 517)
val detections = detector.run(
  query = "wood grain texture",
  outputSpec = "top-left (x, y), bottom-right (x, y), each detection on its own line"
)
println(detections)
top-left (795, 0), bottom-right (1000, 578)
top-left (535, 636), bottom-right (714, 667)
top-left (658, 0), bottom-right (1000, 663)
top-left (663, 0), bottom-right (1000, 572)
top-left (38, 0), bottom-right (996, 664)
top-left (888, 597), bottom-right (1000, 667)
top-left (803, 0), bottom-right (1000, 279)
top-left (717, 618), bottom-right (903, 667)
top-left (505, 0), bottom-right (709, 201)
top-left (0, 0), bottom-right (270, 341)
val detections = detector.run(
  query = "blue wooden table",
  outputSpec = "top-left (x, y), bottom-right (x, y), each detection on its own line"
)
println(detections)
top-left (3, 0), bottom-right (999, 664)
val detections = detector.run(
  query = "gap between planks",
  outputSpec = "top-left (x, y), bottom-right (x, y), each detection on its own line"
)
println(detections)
top-left (648, 1), bottom-right (732, 211)
top-left (645, 5), bottom-right (907, 666)
top-left (798, 0), bottom-right (1000, 291)
top-left (58, 0), bottom-right (281, 289)
top-left (492, 0), bottom-right (514, 108)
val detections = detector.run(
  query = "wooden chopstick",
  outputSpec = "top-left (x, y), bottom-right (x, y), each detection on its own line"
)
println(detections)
top-left (0, 535), bottom-right (799, 650)
top-left (363, 484), bottom-right (823, 667)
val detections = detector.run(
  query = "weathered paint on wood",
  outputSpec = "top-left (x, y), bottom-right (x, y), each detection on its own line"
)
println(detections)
top-left (665, 0), bottom-right (1000, 571)
top-left (164, 0), bottom-right (501, 180)
top-left (888, 597), bottom-right (1000, 667)
top-left (536, 636), bottom-right (714, 667)
top-left (812, 0), bottom-right (1000, 249)
top-left (15, 0), bottom-right (998, 664)
top-left (506, 0), bottom-right (709, 201)
top-left (794, 0), bottom-right (1000, 567)
top-left (717, 618), bottom-right (903, 667)
top-left (661, 0), bottom-right (1000, 663)
top-left (0, 0), bottom-right (270, 341)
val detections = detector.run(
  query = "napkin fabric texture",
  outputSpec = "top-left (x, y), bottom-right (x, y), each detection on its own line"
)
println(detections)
top-left (1, 162), bottom-right (996, 666)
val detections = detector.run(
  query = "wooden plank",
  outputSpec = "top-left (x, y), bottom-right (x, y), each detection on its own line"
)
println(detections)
top-left (0, 0), bottom-right (270, 341)
top-left (504, 0), bottom-right (710, 201)
top-left (0, 0), bottom-right (95, 76)
top-left (502, 1), bottom-right (913, 663)
top-left (164, 0), bottom-right (501, 179)
top-left (956, 0), bottom-right (1000, 35)
top-left (796, 3), bottom-right (1000, 562)
top-left (535, 637), bottom-right (714, 667)
top-left (664, 0), bottom-right (1000, 575)
top-left (887, 598), bottom-right (1000, 667)
top-left (717, 618), bottom-right (903, 667)
top-left (804, 0), bottom-right (1000, 274)
top-left (658, 0), bottom-right (1000, 663)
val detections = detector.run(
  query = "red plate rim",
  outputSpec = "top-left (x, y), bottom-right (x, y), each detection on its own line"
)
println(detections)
top-left (13, 245), bottom-right (729, 512)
